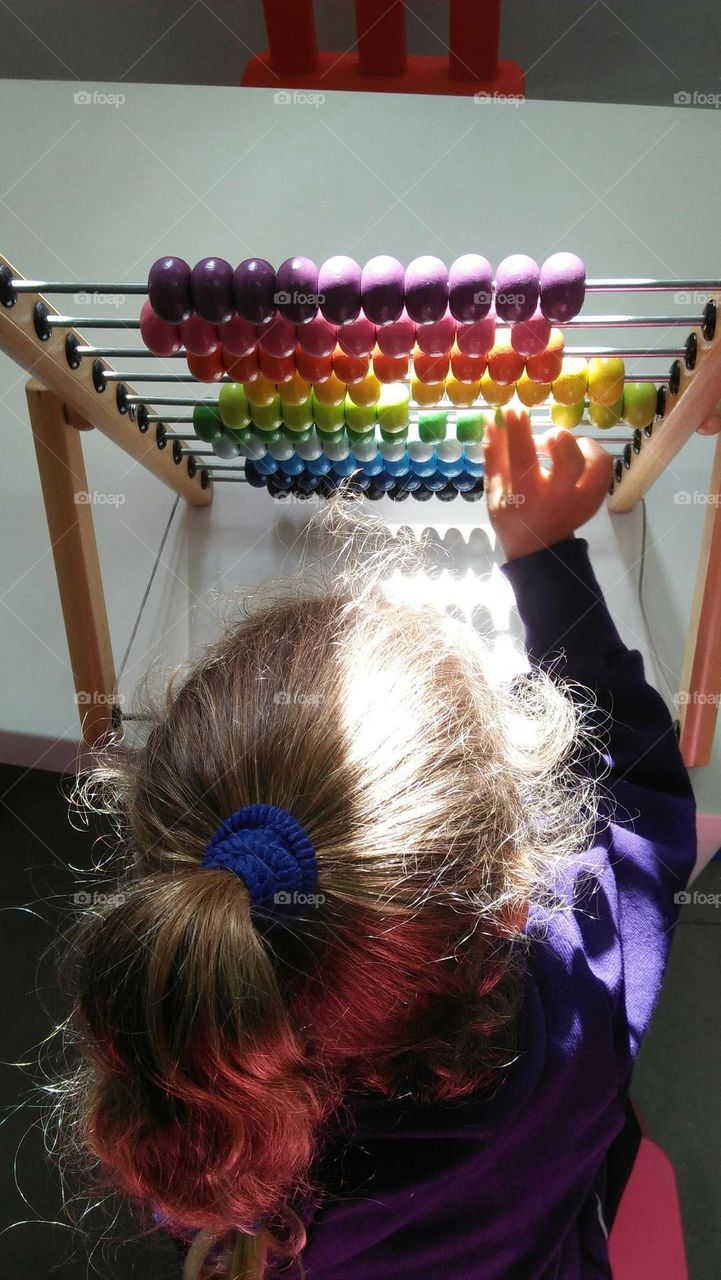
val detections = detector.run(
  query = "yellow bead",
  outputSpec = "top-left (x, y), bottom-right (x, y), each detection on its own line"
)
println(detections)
top-left (411, 377), bottom-right (446, 407)
top-left (313, 372), bottom-right (347, 406)
top-left (551, 399), bottom-right (585, 429)
top-left (480, 372), bottom-right (515, 406)
top-left (588, 357), bottom-right (625, 407)
top-left (516, 369), bottom-right (551, 407)
top-left (244, 372), bottom-right (276, 408)
top-left (552, 357), bottom-right (588, 406)
top-left (280, 371), bottom-right (312, 406)
top-left (446, 376), bottom-right (481, 406)
top-left (347, 373), bottom-right (382, 407)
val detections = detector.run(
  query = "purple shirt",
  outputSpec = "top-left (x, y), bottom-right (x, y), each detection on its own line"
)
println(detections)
top-left (287, 537), bottom-right (697, 1279)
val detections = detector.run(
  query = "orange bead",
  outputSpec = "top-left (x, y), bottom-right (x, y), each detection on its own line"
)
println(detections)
top-left (295, 345), bottom-right (333, 384)
top-left (313, 371), bottom-right (347, 405)
top-left (450, 344), bottom-right (487, 383)
top-left (187, 348), bottom-right (225, 382)
top-left (446, 376), bottom-right (481, 406)
top-left (347, 372), bottom-right (381, 406)
top-left (479, 372), bottom-right (515, 406)
top-left (372, 346), bottom-right (410, 383)
top-left (486, 337), bottom-right (525, 386)
top-left (222, 347), bottom-right (259, 381)
top-left (259, 348), bottom-right (295, 384)
top-left (413, 348), bottom-right (450, 382)
top-left (332, 346), bottom-right (369, 384)
top-left (525, 328), bottom-right (564, 384)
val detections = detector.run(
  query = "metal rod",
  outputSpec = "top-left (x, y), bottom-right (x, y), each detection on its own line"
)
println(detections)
top-left (127, 396), bottom-right (211, 406)
top-left (12, 276), bottom-right (720, 294)
top-left (47, 316), bottom-right (141, 329)
top-left (146, 416), bottom-right (195, 425)
top-left (52, 312), bottom-right (708, 332)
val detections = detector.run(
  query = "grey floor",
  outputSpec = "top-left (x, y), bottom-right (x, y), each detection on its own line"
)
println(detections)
top-left (1, 760), bottom-right (719, 1278)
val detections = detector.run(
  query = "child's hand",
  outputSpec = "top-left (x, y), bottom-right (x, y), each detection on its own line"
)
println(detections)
top-left (483, 407), bottom-right (614, 562)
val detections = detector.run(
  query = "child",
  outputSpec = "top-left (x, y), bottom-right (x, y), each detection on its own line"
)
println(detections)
top-left (59, 410), bottom-right (697, 1280)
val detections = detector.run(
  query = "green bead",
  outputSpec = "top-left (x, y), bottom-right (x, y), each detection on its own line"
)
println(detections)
top-left (224, 425), bottom-right (253, 447)
top-left (377, 382), bottom-right (410, 434)
top-left (218, 382), bottom-right (250, 430)
top-left (589, 395), bottom-right (624, 429)
top-left (251, 396), bottom-right (283, 431)
top-left (282, 399), bottom-right (314, 433)
top-left (455, 408), bottom-right (487, 444)
top-left (251, 423), bottom-right (282, 444)
top-left (347, 424), bottom-right (376, 445)
top-left (193, 403), bottom-right (223, 443)
top-left (622, 382), bottom-right (657, 429)
top-left (418, 410), bottom-right (448, 444)
top-left (283, 424), bottom-right (312, 444)
top-left (312, 394), bottom-right (345, 432)
top-left (380, 423), bottom-right (408, 443)
top-left (344, 396), bottom-right (377, 433)
top-left (315, 425), bottom-right (346, 445)
top-left (551, 399), bottom-right (585, 429)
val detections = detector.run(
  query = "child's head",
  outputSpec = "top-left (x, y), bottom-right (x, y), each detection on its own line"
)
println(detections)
top-left (57, 511), bottom-right (598, 1279)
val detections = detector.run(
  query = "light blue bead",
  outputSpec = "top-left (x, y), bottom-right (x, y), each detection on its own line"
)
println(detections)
top-left (254, 454), bottom-right (279, 475)
top-left (279, 453), bottom-right (305, 476)
top-left (362, 455), bottom-right (384, 477)
top-left (306, 454), bottom-right (333, 476)
top-left (385, 451), bottom-right (411, 477)
top-left (437, 456), bottom-right (465, 478)
top-left (333, 454), bottom-right (358, 477)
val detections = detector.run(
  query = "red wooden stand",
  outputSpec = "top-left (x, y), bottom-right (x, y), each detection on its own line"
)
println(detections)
top-left (243, 0), bottom-right (524, 99)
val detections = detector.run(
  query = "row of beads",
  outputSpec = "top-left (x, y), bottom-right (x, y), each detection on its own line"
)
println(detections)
top-left (141, 300), bottom-right (565, 366)
top-left (147, 252), bottom-right (586, 329)
top-left (244, 460), bottom-right (486, 503)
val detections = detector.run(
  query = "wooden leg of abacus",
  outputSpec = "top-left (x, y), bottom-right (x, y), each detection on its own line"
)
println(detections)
top-left (678, 430), bottom-right (721, 767)
top-left (26, 378), bottom-right (117, 747)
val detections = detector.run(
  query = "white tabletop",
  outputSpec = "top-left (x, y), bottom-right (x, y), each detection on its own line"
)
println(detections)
top-left (0, 79), bottom-right (718, 837)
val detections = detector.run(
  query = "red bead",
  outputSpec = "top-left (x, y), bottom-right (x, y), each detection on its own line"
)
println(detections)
top-left (218, 315), bottom-right (258, 357)
top-left (487, 338), bottom-right (525, 386)
top-left (332, 346), bottom-right (369, 384)
top-left (187, 349), bottom-right (225, 382)
top-left (296, 312), bottom-right (338, 357)
top-left (413, 348), bottom-right (450, 382)
top-left (450, 344), bottom-right (487, 382)
top-left (222, 348), bottom-right (259, 381)
top-left (179, 313), bottom-right (220, 357)
top-left (337, 314), bottom-right (377, 357)
top-left (139, 299), bottom-right (182, 356)
top-left (295, 346), bottom-right (333, 383)
top-left (259, 313), bottom-right (297, 357)
top-left (376, 309), bottom-right (416, 357)
top-left (372, 347), bottom-right (410, 383)
top-left (415, 307), bottom-right (456, 356)
top-left (259, 348), bottom-right (295, 383)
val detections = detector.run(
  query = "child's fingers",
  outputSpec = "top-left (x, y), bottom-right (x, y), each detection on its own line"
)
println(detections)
top-left (573, 436), bottom-right (615, 499)
top-left (504, 408), bottom-right (540, 492)
top-left (542, 428), bottom-right (586, 486)
top-left (482, 416), bottom-right (511, 492)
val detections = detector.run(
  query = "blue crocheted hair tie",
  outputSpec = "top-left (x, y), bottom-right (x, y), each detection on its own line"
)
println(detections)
top-left (202, 803), bottom-right (318, 913)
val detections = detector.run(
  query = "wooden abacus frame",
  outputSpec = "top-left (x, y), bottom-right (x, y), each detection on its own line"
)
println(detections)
top-left (1, 250), bottom-right (720, 767)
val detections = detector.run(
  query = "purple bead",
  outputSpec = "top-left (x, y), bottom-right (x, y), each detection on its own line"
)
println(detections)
top-left (318, 256), bottom-right (361, 326)
top-left (494, 254), bottom-right (540, 323)
top-left (540, 252), bottom-right (586, 322)
top-left (361, 255), bottom-right (405, 326)
top-left (147, 256), bottom-right (192, 324)
top-left (404, 256), bottom-right (448, 325)
top-left (190, 257), bottom-right (234, 324)
top-left (275, 256), bottom-right (319, 324)
top-left (233, 258), bottom-right (276, 325)
top-left (448, 254), bottom-right (493, 323)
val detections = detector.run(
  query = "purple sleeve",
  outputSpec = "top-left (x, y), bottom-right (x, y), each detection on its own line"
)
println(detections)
top-left (501, 535), bottom-right (697, 1055)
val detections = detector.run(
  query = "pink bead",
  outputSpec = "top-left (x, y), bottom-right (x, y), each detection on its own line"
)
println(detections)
top-left (218, 315), bottom-right (258, 357)
top-left (415, 307), bottom-right (456, 356)
top-left (259, 312), bottom-right (297, 357)
top-left (376, 308), bottom-right (416, 357)
top-left (337, 314), bottom-right (377, 357)
top-left (139, 299), bottom-right (182, 356)
top-left (296, 312), bottom-right (338, 358)
top-left (179, 313), bottom-right (221, 357)
top-left (510, 307), bottom-right (552, 357)
top-left (456, 309), bottom-right (496, 357)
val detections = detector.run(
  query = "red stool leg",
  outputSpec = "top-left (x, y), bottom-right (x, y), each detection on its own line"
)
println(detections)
top-left (262, 0), bottom-right (319, 72)
top-left (449, 0), bottom-right (501, 81)
top-left (355, 0), bottom-right (407, 76)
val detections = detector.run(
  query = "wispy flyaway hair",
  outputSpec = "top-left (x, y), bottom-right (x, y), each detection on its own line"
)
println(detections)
top-left (52, 500), bottom-right (603, 1280)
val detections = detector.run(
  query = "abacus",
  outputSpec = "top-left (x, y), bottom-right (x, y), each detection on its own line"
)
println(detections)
top-left (1, 250), bottom-right (720, 770)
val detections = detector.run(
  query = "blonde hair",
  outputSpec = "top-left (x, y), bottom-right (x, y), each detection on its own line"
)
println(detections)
top-left (51, 501), bottom-right (603, 1280)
